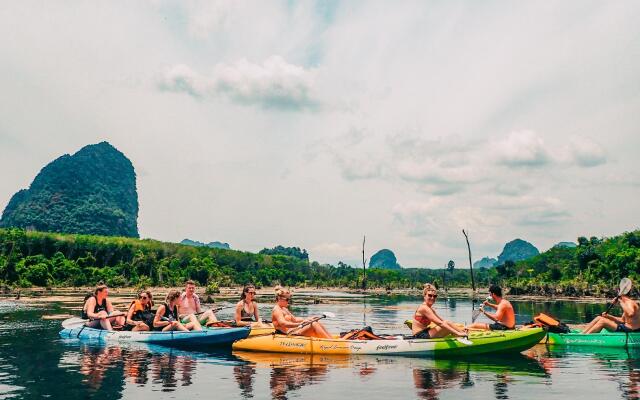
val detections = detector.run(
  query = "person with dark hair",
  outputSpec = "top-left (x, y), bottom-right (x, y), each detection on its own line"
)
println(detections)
top-left (124, 290), bottom-right (154, 331)
top-left (154, 290), bottom-right (202, 332)
top-left (234, 284), bottom-right (267, 327)
top-left (468, 284), bottom-right (515, 331)
top-left (82, 284), bottom-right (125, 330)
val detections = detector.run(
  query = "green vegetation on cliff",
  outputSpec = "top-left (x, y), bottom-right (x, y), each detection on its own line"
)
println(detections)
top-left (0, 142), bottom-right (138, 237)
top-left (496, 231), bottom-right (640, 296)
top-left (369, 249), bottom-right (401, 270)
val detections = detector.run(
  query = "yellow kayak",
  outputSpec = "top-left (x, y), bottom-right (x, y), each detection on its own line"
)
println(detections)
top-left (232, 328), bottom-right (545, 357)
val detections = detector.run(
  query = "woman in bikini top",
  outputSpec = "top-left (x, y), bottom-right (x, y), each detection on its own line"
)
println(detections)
top-left (271, 286), bottom-right (333, 338)
top-left (412, 283), bottom-right (467, 339)
top-left (235, 284), bottom-right (267, 327)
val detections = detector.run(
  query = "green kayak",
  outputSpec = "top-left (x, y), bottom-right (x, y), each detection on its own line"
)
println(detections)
top-left (547, 330), bottom-right (640, 348)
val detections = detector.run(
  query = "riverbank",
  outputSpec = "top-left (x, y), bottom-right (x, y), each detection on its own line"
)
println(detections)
top-left (0, 285), bottom-right (620, 305)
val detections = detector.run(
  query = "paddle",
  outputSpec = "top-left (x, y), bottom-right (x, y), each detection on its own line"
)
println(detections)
top-left (605, 277), bottom-right (632, 314)
top-left (61, 313), bottom-right (126, 329)
top-left (286, 312), bottom-right (336, 336)
top-left (471, 297), bottom-right (492, 323)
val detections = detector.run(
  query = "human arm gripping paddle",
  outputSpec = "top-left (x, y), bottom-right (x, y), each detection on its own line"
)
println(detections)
top-left (605, 278), bottom-right (632, 314)
top-left (286, 312), bottom-right (335, 336)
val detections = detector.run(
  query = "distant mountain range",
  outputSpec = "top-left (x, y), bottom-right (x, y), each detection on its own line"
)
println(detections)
top-left (473, 257), bottom-right (497, 269)
top-left (180, 239), bottom-right (231, 250)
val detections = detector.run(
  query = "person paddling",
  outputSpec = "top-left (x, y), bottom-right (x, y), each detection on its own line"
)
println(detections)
top-left (583, 283), bottom-right (640, 334)
top-left (154, 290), bottom-right (202, 332)
top-left (271, 286), bottom-right (332, 338)
top-left (468, 284), bottom-right (515, 331)
top-left (412, 283), bottom-right (467, 339)
top-left (235, 284), bottom-right (267, 327)
top-left (124, 290), bottom-right (154, 331)
top-left (82, 284), bottom-right (125, 330)
top-left (178, 280), bottom-right (219, 326)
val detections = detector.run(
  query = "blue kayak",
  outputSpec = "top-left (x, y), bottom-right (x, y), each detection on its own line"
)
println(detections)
top-left (59, 321), bottom-right (250, 346)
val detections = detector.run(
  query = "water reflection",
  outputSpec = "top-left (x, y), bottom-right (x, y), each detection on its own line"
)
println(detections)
top-left (535, 346), bottom-right (640, 400)
top-left (58, 341), bottom-right (236, 395)
top-left (411, 355), bottom-right (548, 400)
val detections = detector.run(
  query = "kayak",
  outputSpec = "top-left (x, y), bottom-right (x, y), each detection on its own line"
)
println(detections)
top-left (232, 327), bottom-right (545, 357)
top-left (546, 330), bottom-right (640, 348)
top-left (59, 324), bottom-right (250, 346)
top-left (249, 326), bottom-right (275, 337)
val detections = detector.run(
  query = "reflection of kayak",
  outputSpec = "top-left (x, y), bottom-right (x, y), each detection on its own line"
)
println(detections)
top-left (232, 350), bottom-right (546, 376)
top-left (59, 325), bottom-right (250, 346)
top-left (547, 330), bottom-right (640, 348)
top-left (232, 328), bottom-right (545, 357)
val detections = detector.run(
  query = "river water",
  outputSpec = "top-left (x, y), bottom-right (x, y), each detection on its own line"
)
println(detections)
top-left (1, 294), bottom-right (639, 399)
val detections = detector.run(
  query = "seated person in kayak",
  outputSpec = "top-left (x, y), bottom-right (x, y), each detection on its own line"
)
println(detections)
top-left (583, 290), bottom-right (640, 334)
top-left (272, 286), bottom-right (332, 339)
top-left (468, 284), bottom-right (515, 331)
top-left (412, 283), bottom-right (467, 339)
top-left (178, 280), bottom-right (219, 326)
top-left (124, 290), bottom-right (154, 331)
top-left (82, 284), bottom-right (125, 330)
top-left (235, 284), bottom-right (268, 327)
top-left (154, 290), bottom-right (203, 332)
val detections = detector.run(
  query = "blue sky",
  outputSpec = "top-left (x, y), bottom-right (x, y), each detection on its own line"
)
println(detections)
top-left (1, 1), bottom-right (639, 267)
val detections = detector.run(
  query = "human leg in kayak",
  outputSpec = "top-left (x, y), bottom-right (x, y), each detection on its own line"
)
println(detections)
top-left (583, 294), bottom-right (640, 334)
top-left (412, 284), bottom-right (467, 339)
top-left (271, 286), bottom-right (333, 339)
top-left (468, 285), bottom-right (515, 331)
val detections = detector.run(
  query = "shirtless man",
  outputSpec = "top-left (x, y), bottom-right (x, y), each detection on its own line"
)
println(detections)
top-left (178, 280), bottom-right (218, 326)
top-left (583, 290), bottom-right (640, 334)
top-left (468, 284), bottom-right (515, 331)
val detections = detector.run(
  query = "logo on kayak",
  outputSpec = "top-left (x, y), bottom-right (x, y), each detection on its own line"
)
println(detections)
top-left (278, 341), bottom-right (306, 348)
top-left (375, 344), bottom-right (398, 351)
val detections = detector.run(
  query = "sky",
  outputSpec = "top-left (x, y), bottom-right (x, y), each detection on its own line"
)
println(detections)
top-left (1, 1), bottom-right (639, 268)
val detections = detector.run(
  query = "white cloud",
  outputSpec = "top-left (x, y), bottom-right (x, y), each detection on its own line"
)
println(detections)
top-left (493, 130), bottom-right (550, 168)
top-left (159, 56), bottom-right (318, 110)
top-left (569, 135), bottom-right (607, 167)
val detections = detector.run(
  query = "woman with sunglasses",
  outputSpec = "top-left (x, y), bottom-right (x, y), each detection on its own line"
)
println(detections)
top-left (124, 290), bottom-right (154, 331)
top-left (234, 284), bottom-right (266, 327)
top-left (412, 283), bottom-right (467, 339)
top-left (271, 286), bottom-right (333, 338)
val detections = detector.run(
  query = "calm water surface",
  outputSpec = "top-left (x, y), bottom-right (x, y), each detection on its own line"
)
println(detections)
top-left (1, 294), bottom-right (639, 399)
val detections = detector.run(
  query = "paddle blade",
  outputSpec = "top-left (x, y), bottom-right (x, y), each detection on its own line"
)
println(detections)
top-left (620, 278), bottom-right (633, 296)
top-left (456, 337), bottom-right (473, 345)
top-left (321, 312), bottom-right (336, 319)
top-left (61, 317), bottom-right (87, 329)
top-left (471, 308), bottom-right (482, 322)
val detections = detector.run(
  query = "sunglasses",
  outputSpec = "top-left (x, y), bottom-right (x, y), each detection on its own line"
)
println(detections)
top-left (247, 291), bottom-right (256, 295)
top-left (139, 295), bottom-right (148, 300)
top-left (426, 294), bottom-right (438, 299)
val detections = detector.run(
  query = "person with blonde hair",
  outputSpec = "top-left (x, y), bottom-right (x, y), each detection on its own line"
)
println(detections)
top-left (154, 290), bottom-right (202, 332)
top-left (271, 286), bottom-right (332, 338)
top-left (412, 283), bottom-right (467, 339)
